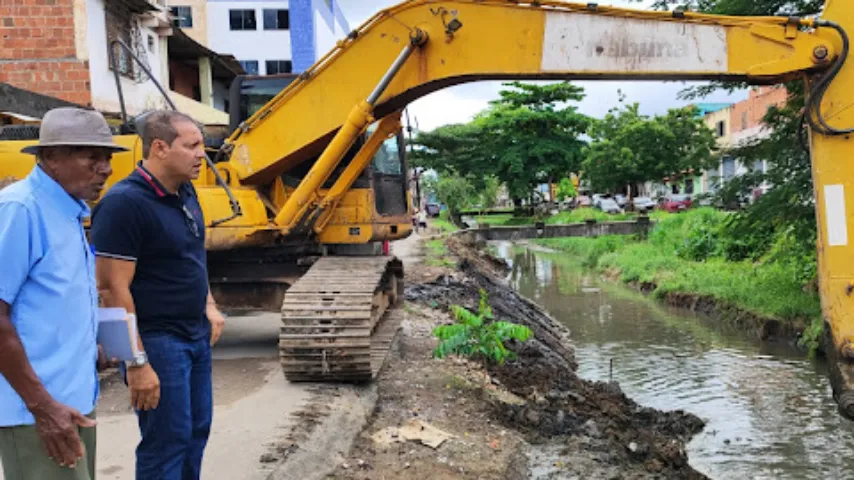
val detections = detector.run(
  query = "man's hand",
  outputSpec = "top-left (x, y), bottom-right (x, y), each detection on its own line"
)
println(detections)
top-left (126, 363), bottom-right (160, 411)
top-left (96, 345), bottom-right (119, 372)
top-left (30, 399), bottom-right (96, 468)
top-left (207, 304), bottom-right (225, 346)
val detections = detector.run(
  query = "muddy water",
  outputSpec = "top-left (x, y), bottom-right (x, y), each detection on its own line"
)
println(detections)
top-left (495, 243), bottom-right (854, 480)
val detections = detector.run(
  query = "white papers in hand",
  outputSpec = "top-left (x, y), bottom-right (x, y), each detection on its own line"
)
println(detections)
top-left (97, 308), bottom-right (141, 361)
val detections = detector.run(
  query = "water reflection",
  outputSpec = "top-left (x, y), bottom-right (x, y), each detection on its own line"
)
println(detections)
top-left (496, 242), bottom-right (854, 480)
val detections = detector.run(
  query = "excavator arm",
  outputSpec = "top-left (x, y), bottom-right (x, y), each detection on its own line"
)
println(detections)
top-left (222, 0), bottom-right (838, 187)
top-left (212, 0), bottom-right (854, 417)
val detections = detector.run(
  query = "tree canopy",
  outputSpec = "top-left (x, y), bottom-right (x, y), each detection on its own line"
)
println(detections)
top-left (411, 81), bottom-right (589, 203)
top-left (635, 0), bottom-right (823, 15)
top-left (581, 103), bottom-right (717, 194)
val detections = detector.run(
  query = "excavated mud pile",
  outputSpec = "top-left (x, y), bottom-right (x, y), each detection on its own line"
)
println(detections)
top-left (405, 239), bottom-right (707, 479)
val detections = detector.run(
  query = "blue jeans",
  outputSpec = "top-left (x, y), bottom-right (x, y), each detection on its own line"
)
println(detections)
top-left (126, 332), bottom-right (212, 480)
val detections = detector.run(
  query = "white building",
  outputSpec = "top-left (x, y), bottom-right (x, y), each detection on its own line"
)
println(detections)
top-left (205, 0), bottom-right (350, 76)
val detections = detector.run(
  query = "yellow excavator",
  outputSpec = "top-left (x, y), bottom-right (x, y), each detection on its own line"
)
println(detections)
top-left (3, 0), bottom-right (854, 418)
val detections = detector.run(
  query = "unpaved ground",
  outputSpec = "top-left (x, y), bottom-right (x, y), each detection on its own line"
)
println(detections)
top-left (312, 229), bottom-right (707, 479)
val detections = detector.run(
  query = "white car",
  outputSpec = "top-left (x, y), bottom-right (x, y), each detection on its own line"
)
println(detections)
top-left (632, 196), bottom-right (656, 213)
top-left (598, 198), bottom-right (623, 214)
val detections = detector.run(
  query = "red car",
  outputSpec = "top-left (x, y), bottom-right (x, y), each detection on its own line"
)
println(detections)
top-left (660, 194), bottom-right (693, 212)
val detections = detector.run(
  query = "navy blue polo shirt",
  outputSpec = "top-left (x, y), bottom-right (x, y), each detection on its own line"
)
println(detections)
top-left (90, 164), bottom-right (210, 341)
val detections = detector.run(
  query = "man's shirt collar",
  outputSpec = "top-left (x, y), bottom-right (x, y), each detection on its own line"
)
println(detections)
top-left (30, 164), bottom-right (90, 220)
top-left (134, 162), bottom-right (193, 199)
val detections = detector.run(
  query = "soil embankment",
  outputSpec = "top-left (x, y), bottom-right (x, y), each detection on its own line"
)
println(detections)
top-left (323, 233), bottom-right (707, 479)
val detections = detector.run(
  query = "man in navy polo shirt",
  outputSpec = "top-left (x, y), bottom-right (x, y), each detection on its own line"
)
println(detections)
top-left (91, 110), bottom-right (226, 480)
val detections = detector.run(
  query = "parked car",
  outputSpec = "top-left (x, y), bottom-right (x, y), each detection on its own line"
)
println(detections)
top-left (614, 194), bottom-right (628, 208)
top-left (575, 195), bottom-right (592, 207)
top-left (424, 203), bottom-right (441, 217)
top-left (597, 197), bottom-right (623, 214)
top-left (631, 196), bottom-right (656, 213)
top-left (660, 194), bottom-right (693, 213)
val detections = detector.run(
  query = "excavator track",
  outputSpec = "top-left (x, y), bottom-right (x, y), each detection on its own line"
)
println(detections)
top-left (278, 256), bottom-right (404, 382)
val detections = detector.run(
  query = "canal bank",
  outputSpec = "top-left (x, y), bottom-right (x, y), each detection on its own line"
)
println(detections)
top-left (321, 232), bottom-right (709, 479)
top-left (494, 242), bottom-right (854, 479)
top-left (462, 208), bottom-right (822, 352)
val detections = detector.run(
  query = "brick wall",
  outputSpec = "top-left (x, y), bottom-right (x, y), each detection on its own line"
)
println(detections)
top-left (730, 86), bottom-right (788, 135)
top-left (0, 0), bottom-right (92, 106)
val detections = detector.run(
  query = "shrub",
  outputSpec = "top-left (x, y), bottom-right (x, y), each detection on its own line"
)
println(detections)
top-left (433, 290), bottom-right (533, 365)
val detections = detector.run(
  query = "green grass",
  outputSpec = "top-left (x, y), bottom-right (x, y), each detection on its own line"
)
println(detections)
top-left (424, 238), bottom-right (456, 267)
top-left (534, 208), bottom-right (822, 341)
top-left (599, 243), bottom-right (820, 322)
top-left (546, 209), bottom-right (634, 224)
top-left (431, 210), bottom-right (459, 233)
top-left (537, 236), bottom-right (634, 268)
top-left (468, 208), bottom-right (671, 227)
top-left (472, 214), bottom-right (516, 226)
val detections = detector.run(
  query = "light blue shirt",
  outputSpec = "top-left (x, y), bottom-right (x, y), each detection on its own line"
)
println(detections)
top-left (0, 165), bottom-right (99, 427)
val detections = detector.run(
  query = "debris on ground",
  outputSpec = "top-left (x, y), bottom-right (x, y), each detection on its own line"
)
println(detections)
top-left (371, 418), bottom-right (454, 449)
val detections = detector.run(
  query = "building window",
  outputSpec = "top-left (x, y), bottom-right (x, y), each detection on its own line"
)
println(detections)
top-left (171, 6), bottom-right (193, 27)
top-left (239, 60), bottom-right (259, 75)
top-left (266, 60), bottom-right (292, 75)
top-left (741, 111), bottom-right (748, 130)
top-left (722, 156), bottom-right (736, 179)
top-left (105, 2), bottom-right (140, 80)
top-left (263, 9), bottom-right (289, 30)
top-left (716, 120), bottom-right (725, 137)
top-left (148, 34), bottom-right (155, 52)
top-left (230, 9), bottom-right (257, 30)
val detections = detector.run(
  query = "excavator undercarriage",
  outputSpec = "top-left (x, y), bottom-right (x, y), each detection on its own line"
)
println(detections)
top-left (279, 256), bottom-right (404, 382)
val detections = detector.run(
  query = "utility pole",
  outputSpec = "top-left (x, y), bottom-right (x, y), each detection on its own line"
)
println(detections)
top-left (404, 109), bottom-right (421, 210)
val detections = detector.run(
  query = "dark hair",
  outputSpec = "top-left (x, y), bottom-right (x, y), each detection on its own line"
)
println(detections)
top-left (140, 110), bottom-right (199, 157)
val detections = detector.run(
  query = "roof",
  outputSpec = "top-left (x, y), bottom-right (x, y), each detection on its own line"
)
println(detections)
top-left (0, 112), bottom-right (40, 124)
top-left (167, 28), bottom-right (245, 82)
top-left (107, 0), bottom-right (160, 15)
top-left (693, 103), bottom-right (733, 117)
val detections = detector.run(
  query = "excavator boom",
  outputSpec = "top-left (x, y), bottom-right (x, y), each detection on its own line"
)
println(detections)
top-left (223, 0), bottom-right (837, 187)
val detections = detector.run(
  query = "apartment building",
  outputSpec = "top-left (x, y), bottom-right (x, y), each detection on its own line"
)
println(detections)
top-left (172, 0), bottom-right (350, 75)
top-left (1, 0), bottom-right (243, 124)
top-left (678, 85), bottom-right (789, 202)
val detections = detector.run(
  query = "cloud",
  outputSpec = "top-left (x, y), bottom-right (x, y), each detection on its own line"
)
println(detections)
top-left (336, 0), bottom-right (748, 131)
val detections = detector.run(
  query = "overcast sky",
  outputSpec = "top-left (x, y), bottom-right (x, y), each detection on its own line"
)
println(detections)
top-left (336, 0), bottom-right (747, 132)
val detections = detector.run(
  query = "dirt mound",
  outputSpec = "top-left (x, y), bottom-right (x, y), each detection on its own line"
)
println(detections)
top-left (487, 344), bottom-right (705, 477)
top-left (405, 239), bottom-right (707, 478)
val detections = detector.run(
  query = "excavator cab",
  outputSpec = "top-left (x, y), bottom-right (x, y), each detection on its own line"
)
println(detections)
top-left (225, 73), bottom-right (411, 240)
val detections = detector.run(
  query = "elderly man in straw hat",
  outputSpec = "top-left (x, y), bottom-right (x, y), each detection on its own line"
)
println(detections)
top-left (0, 107), bottom-right (126, 480)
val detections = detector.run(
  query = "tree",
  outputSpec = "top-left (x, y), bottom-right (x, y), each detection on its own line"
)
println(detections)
top-left (409, 123), bottom-right (492, 191)
top-left (421, 172), bottom-right (478, 224)
top-left (638, 0), bottom-right (822, 15)
top-left (474, 82), bottom-right (590, 204)
top-left (411, 82), bottom-right (590, 206)
top-left (581, 103), bottom-right (717, 195)
top-left (555, 178), bottom-right (577, 202)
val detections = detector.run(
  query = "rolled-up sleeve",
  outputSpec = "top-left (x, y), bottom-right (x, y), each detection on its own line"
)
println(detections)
top-left (91, 194), bottom-right (144, 262)
top-left (0, 202), bottom-right (34, 305)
